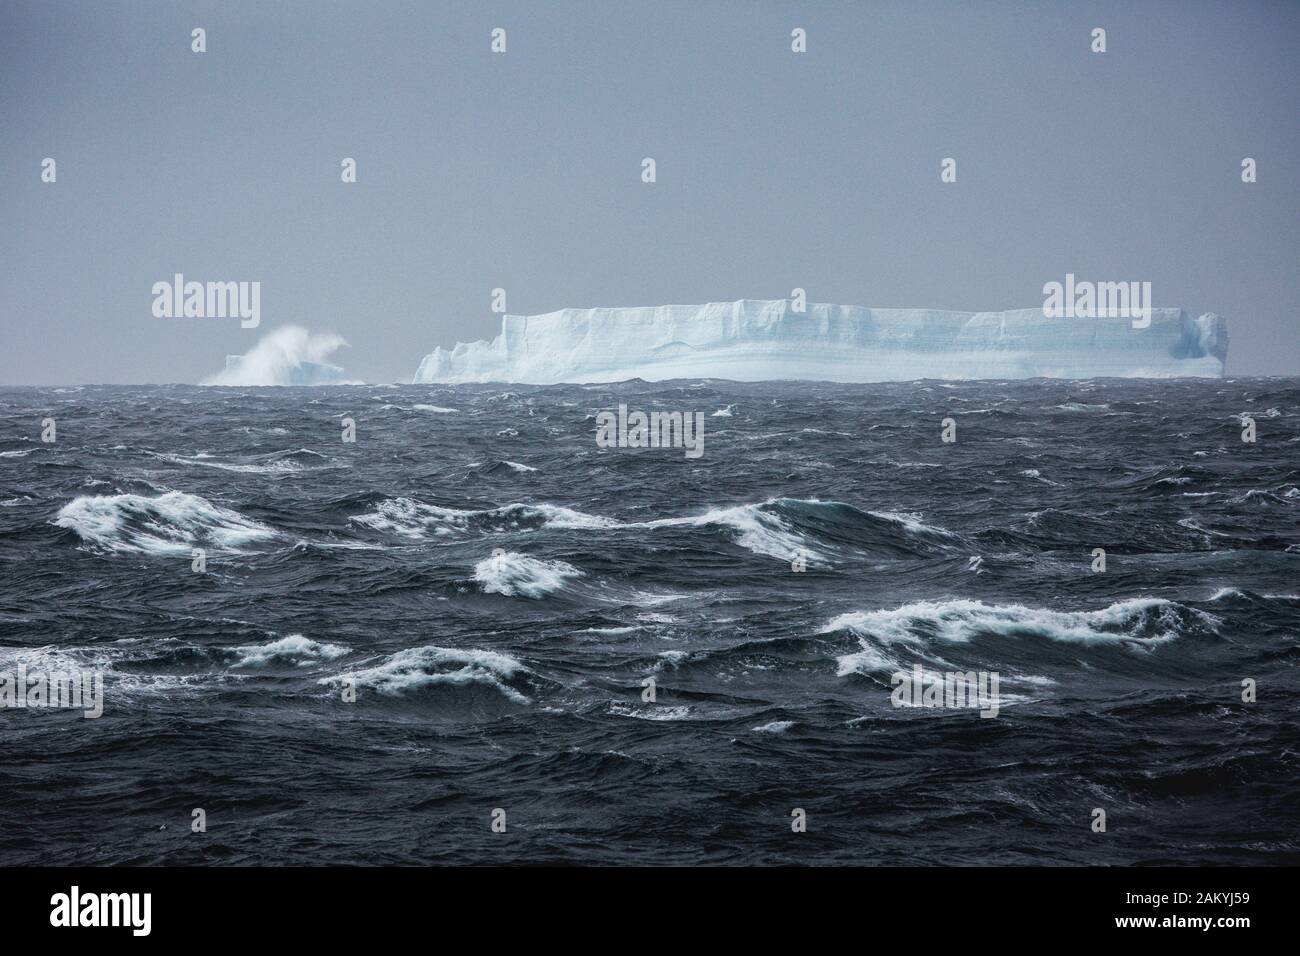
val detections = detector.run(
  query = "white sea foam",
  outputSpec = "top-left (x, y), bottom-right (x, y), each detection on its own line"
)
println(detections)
top-left (753, 720), bottom-right (795, 734)
top-left (0, 643), bottom-right (234, 697)
top-left (351, 499), bottom-right (617, 538)
top-left (1019, 469), bottom-right (1061, 486)
top-left (634, 503), bottom-right (813, 562)
top-left (474, 551), bottom-right (583, 598)
top-left (638, 612), bottom-right (677, 624)
top-left (229, 635), bottom-right (349, 668)
top-left (350, 498), bottom-right (475, 537)
top-left (655, 650), bottom-right (689, 667)
top-left (321, 646), bottom-right (530, 703)
top-left (825, 598), bottom-right (1215, 675)
top-left (55, 491), bottom-right (277, 554)
top-left (609, 703), bottom-right (692, 721)
top-left (866, 510), bottom-right (956, 538)
top-left (155, 448), bottom-right (328, 474)
top-left (349, 496), bottom-right (949, 564)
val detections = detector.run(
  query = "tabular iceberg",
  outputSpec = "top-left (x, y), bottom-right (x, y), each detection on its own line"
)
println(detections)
top-left (413, 300), bottom-right (1228, 384)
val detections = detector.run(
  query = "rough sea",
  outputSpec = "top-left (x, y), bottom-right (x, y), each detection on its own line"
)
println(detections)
top-left (2, 378), bottom-right (1298, 865)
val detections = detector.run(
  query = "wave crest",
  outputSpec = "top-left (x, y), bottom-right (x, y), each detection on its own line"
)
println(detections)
top-left (55, 491), bottom-right (277, 554)
top-left (348, 496), bottom-right (955, 564)
top-left (228, 635), bottom-right (349, 668)
top-left (320, 646), bottom-right (532, 703)
top-left (824, 598), bottom-right (1220, 674)
top-left (474, 551), bottom-right (582, 598)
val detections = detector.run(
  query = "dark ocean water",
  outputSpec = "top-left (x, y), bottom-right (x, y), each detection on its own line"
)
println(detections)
top-left (1, 378), bottom-right (1298, 866)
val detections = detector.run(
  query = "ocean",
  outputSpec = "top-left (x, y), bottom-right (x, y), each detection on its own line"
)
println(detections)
top-left (1, 378), bottom-right (1298, 865)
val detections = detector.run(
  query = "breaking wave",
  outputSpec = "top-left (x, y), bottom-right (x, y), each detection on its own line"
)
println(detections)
top-left (153, 448), bottom-right (331, 474)
top-left (349, 496), bottom-right (958, 563)
top-left (319, 646), bottom-right (532, 703)
top-left (473, 551), bottom-right (583, 598)
top-left (228, 635), bottom-right (349, 668)
top-left (54, 491), bottom-right (277, 554)
top-left (351, 499), bottom-right (616, 538)
top-left (824, 598), bottom-right (1221, 674)
top-left (202, 326), bottom-right (349, 386)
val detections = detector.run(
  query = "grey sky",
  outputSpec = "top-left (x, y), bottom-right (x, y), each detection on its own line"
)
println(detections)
top-left (2, 0), bottom-right (1297, 384)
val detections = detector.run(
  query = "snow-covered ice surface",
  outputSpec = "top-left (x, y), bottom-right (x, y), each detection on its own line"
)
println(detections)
top-left (414, 300), bottom-right (1228, 384)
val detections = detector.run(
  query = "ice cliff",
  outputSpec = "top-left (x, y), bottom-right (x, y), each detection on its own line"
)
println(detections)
top-left (413, 300), bottom-right (1228, 384)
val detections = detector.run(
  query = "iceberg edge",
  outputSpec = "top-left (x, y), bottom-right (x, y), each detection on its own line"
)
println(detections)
top-left (414, 300), bottom-right (1228, 385)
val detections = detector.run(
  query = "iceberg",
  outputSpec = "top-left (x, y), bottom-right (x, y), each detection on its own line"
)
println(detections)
top-left (413, 300), bottom-right (1228, 384)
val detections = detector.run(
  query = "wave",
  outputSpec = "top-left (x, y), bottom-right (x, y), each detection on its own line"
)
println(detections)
top-left (633, 502), bottom-right (814, 562)
top-left (153, 448), bottom-right (330, 474)
top-left (348, 496), bottom-right (957, 563)
top-left (320, 646), bottom-right (532, 703)
top-left (54, 491), bottom-right (277, 554)
top-left (350, 497), bottom-right (808, 560)
top-left (202, 326), bottom-right (349, 386)
top-left (227, 635), bottom-right (349, 668)
top-left (469, 460), bottom-right (539, 475)
top-left (824, 597), bottom-right (1220, 674)
top-left (608, 703), bottom-right (693, 721)
top-left (350, 498), bottom-right (615, 538)
top-left (474, 551), bottom-right (583, 598)
top-left (1226, 488), bottom-right (1297, 506)
top-left (638, 499), bottom-right (958, 561)
top-left (1019, 468), bottom-right (1061, 486)
top-left (1052, 402), bottom-right (1111, 412)
top-left (0, 643), bottom-right (233, 698)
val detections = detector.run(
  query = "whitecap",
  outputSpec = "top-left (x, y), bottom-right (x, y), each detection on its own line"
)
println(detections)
top-left (55, 491), bottom-right (277, 554)
top-left (825, 597), bottom-right (1217, 675)
top-left (474, 551), bottom-right (582, 598)
top-left (320, 646), bottom-right (530, 703)
top-left (228, 635), bottom-right (349, 668)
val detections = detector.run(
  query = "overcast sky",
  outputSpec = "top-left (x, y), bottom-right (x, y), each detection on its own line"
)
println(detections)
top-left (2, 0), bottom-right (1297, 384)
